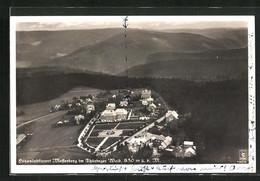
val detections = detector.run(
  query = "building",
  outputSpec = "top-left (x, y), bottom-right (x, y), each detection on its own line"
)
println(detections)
top-left (146, 97), bottom-right (154, 104)
top-left (100, 110), bottom-right (116, 122)
top-left (86, 103), bottom-right (95, 114)
top-left (141, 89), bottom-right (151, 99)
top-left (16, 134), bottom-right (27, 149)
top-left (147, 103), bottom-right (157, 112)
top-left (120, 100), bottom-right (128, 107)
top-left (159, 136), bottom-right (172, 150)
top-left (141, 100), bottom-right (148, 106)
top-left (128, 132), bottom-right (172, 153)
top-left (184, 146), bottom-right (197, 157)
top-left (115, 108), bottom-right (128, 120)
top-left (106, 103), bottom-right (116, 110)
top-left (183, 141), bottom-right (194, 148)
top-left (85, 98), bottom-right (93, 103)
top-left (165, 110), bottom-right (179, 123)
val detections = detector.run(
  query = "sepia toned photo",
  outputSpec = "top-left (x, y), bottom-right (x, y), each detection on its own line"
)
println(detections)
top-left (10, 15), bottom-right (256, 174)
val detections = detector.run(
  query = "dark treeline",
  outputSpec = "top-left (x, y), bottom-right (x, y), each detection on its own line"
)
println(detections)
top-left (17, 72), bottom-right (248, 163)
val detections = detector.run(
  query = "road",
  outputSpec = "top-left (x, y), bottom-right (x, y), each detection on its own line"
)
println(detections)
top-left (17, 111), bottom-right (67, 129)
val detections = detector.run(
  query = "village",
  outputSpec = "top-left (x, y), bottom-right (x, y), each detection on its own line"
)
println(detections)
top-left (17, 88), bottom-right (196, 163)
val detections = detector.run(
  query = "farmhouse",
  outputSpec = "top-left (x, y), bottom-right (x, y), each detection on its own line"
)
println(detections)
top-left (115, 108), bottom-right (128, 120)
top-left (86, 103), bottom-right (95, 114)
top-left (106, 103), bottom-right (116, 110)
top-left (141, 89), bottom-right (151, 99)
top-left (183, 141), bottom-right (194, 148)
top-left (165, 110), bottom-right (178, 123)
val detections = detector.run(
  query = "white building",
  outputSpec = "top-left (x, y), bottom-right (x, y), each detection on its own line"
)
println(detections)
top-left (115, 108), bottom-right (128, 120)
top-left (106, 103), bottom-right (116, 110)
top-left (146, 97), bottom-right (154, 104)
top-left (100, 110), bottom-right (116, 122)
top-left (183, 141), bottom-right (194, 148)
top-left (141, 89), bottom-right (151, 99)
top-left (86, 103), bottom-right (95, 114)
top-left (165, 110), bottom-right (179, 123)
top-left (128, 132), bottom-right (172, 153)
top-left (141, 100), bottom-right (148, 106)
top-left (120, 100), bottom-right (128, 107)
top-left (147, 103), bottom-right (157, 112)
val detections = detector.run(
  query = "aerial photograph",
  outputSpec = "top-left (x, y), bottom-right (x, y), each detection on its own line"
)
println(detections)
top-left (15, 16), bottom-right (249, 165)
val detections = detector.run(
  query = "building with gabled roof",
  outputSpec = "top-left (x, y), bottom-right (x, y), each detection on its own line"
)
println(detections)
top-left (100, 110), bottom-right (116, 122)
top-left (141, 89), bottom-right (151, 99)
top-left (86, 103), bottom-right (95, 114)
top-left (16, 134), bottom-right (27, 146)
top-left (120, 100), bottom-right (128, 107)
top-left (106, 103), bottom-right (116, 110)
top-left (184, 146), bottom-right (196, 157)
top-left (165, 110), bottom-right (179, 123)
top-left (115, 108), bottom-right (128, 120)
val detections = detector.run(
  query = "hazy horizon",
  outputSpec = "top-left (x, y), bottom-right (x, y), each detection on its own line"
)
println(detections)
top-left (16, 16), bottom-right (248, 31)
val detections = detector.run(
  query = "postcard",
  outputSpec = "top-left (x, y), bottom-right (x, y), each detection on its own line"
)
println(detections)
top-left (10, 15), bottom-right (256, 174)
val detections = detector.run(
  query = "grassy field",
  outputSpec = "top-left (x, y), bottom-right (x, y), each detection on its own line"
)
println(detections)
top-left (100, 137), bottom-right (121, 150)
top-left (89, 130), bottom-right (101, 137)
top-left (18, 113), bottom-right (84, 152)
top-left (120, 130), bottom-right (134, 136)
top-left (85, 137), bottom-right (104, 147)
top-left (94, 123), bottom-right (118, 130)
top-left (117, 122), bottom-right (145, 129)
top-left (17, 86), bottom-right (102, 125)
top-left (17, 111), bottom-right (87, 160)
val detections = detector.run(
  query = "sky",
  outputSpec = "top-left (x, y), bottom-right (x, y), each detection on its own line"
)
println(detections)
top-left (15, 16), bottom-right (249, 31)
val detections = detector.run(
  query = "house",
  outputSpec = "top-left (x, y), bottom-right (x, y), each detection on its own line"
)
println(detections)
top-left (127, 136), bottom-right (148, 153)
top-left (74, 115), bottom-right (84, 124)
top-left (172, 146), bottom-right (184, 158)
top-left (85, 98), bottom-right (93, 103)
top-left (141, 100), bottom-right (148, 106)
top-left (184, 146), bottom-right (197, 157)
top-left (147, 103), bottom-right (157, 112)
top-left (106, 103), bottom-right (116, 110)
top-left (159, 136), bottom-right (172, 150)
top-left (115, 108), bottom-right (128, 120)
top-left (165, 110), bottom-right (179, 123)
top-left (54, 104), bottom-right (61, 111)
top-left (16, 134), bottom-right (27, 148)
top-left (112, 95), bottom-right (116, 98)
top-left (57, 121), bottom-right (63, 126)
top-left (100, 110), bottom-right (116, 122)
top-left (86, 103), bottom-right (95, 114)
top-left (141, 89), bottom-right (151, 99)
top-left (120, 100), bottom-right (128, 107)
top-left (64, 120), bottom-right (69, 124)
top-left (146, 97), bottom-right (154, 104)
top-left (183, 141), bottom-right (194, 148)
